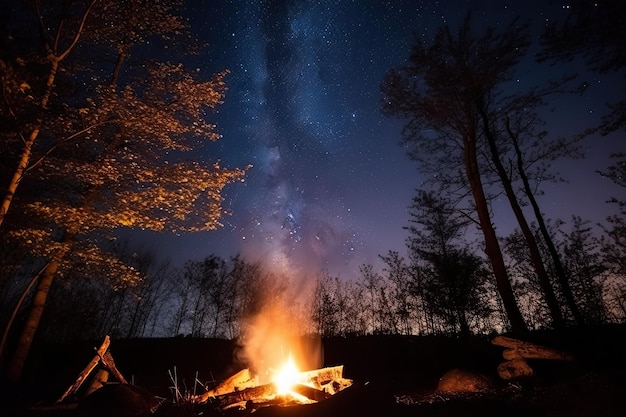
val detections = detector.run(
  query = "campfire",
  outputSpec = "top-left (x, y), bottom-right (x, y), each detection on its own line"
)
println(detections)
top-left (189, 285), bottom-right (354, 411)
top-left (193, 356), bottom-right (353, 411)
top-left (56, 282), bottom-right (355, 413)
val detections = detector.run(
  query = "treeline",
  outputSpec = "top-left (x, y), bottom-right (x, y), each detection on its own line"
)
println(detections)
top-left (379, 2), bottom-right (626, 335)
top-left (2, 196), bottom-right (623, 344)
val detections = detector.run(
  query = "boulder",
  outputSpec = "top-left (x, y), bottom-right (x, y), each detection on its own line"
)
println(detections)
top-left (497, 358), bottom-right (535, 380)
top-left (437, 368), bottom-right (495, 393)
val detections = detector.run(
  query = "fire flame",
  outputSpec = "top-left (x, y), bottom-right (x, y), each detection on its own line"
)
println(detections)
top-left (273, 354), bottom-right (301, 395)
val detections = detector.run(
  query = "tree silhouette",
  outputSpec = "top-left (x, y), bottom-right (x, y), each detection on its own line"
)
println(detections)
top-left (382, 15), bottom-right (528, 334)
top-left (501, 108), bottom-right (586, 325)
top-left (598, 154), bottom-right (626, 314)
top-left (405, 190), bottom-right (494, 337)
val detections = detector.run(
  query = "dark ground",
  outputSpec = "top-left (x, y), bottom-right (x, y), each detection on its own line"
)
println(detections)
top-left (1, 324), bottom-right (625, 416)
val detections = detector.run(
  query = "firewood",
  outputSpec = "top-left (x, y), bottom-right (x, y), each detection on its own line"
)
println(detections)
top-left (502, 348), bottom-right (523, 360)
top-left (492, 336), bottom-right (574, 361)
top-left (291, 383), bottom-right (330, 402)
top-left (56, 336), bottom-right (111, 403)
top-left (195, 368), bottom-right (257, 403)
top-left (216, 382), bottom-right (278, 408)
top-left (99, 351), bottom-right (128, 384)
top-left (85, 369), bottom-right (109, 396)
top-left (320, 377), bottom-right (353, 395)
top-left (298, 365), bottom-right (345, 389)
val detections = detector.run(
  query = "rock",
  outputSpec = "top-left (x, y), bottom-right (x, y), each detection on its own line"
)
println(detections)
top-left (77, 384), bottom-right (161, 417)
top-left (497, 358), bottom-right (535, 380)
top-left (437, 368), bottom-right (494, 393)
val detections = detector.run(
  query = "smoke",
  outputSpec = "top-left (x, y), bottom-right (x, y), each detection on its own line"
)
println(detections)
top-left (234, 273), bottom-right (321, 382)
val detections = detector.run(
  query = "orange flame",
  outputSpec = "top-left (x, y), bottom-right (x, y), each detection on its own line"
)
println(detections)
top-left (273, 354), bottom-right (300, 394)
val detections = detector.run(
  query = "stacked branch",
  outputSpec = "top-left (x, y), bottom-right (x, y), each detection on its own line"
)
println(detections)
top-left (57, 335), bottom-right (127, 403)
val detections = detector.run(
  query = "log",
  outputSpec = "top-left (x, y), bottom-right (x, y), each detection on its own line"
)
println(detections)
top-left (298, 365), bottom-right (345, 389)
top-left (203, 364), bottom-right (351, 409)
top-left (492, 336), bottom-right (574, 361)
top-left (291, 383), bottom-right (330, 402)
top-left (502, 348), bottom-right (522, 360)
top-left (99, 351), bottom-right (128, 384)
top-left (217, 382), bottom-right (278, 409)
top-left (85, 369), bottom-right (109, 396)
top-left (57, 336), bottom-right (111, 403)
top-left (195, 368), bottom-right (257, 403)
top-left (320, 377), bottom-right (353, 395)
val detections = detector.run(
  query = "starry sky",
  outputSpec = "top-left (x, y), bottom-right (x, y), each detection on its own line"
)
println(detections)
top-left (147, 0), bottom-right (624, 281)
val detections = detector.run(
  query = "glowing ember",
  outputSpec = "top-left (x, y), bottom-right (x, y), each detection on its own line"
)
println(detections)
top-left (273, 354), bottom-right (301, 395)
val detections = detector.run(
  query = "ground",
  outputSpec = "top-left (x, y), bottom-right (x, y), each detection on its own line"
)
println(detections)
top-left (1, 324), bottom-right (625, 416)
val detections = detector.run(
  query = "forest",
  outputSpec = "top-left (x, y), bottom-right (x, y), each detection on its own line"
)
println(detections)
top-left (0, 0), bottom-right (625, 396)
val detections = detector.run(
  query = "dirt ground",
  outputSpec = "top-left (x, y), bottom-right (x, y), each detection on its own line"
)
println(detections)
top-left (1, 324), bottom-right (625, 416)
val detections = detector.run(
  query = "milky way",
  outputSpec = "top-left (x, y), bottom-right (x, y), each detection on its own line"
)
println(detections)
top-left (154, 0), bottom-right (624, 281)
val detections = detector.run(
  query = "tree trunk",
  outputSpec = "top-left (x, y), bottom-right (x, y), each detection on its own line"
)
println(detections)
top-left (479, 106), bottom-right (565, 330)
top-left (506, 120), bottom-right (585, 326)
top-left (1, 0), bottom-right (97, 227)
top-left (0, 261), bottom-right (51, 364)
top-left (6, 253), bottom-right (64, 381)
top-left (463, 134), bottom-right (527, 334)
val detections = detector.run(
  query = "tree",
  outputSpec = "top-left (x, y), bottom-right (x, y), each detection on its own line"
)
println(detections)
top-left (597, 153), bottom-right (626, 322)
top-left (500, 108), bottom-right (586, 326)
top-left (0, 0), bottom-right (99, 228)
top-left (311, 271), bottom-right (339, 337)
top-left (381, 15), bottom-right (528, 334)
top-left (477, 91), bottom-right (569, 330)
top-left (358, 264), bottom-right (384, 334)
top-left (405, 190), bottom-right (494, 337)
top-left (557, 217), bottom-right (608, 323)
top-left (3, 1), bottom-right (247, 381)
top-left (378, 251), bottom-right (416, 335)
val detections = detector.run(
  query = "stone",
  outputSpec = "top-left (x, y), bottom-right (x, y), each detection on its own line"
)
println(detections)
top-left (437, 368), bottom-right (495, 393)
top-left (497, 358), bottom-right (535, 380)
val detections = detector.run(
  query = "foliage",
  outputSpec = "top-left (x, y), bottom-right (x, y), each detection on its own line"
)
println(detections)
top-left (1, 0), bottom-right (247, 286)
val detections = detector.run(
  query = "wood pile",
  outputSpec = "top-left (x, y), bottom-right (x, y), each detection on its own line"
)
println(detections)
top-left (57, 335), bottom-right (128, 403)
top-left (491, 335), bottom-right (574, 380)
top-left (194, 365), bottom-right (353, 411)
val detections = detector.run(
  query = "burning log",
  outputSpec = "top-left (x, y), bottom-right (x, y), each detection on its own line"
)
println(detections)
top-left (298, 365), bottom-right (344, 388)
top-left (198, 364), bottom-right (353, 410)
top-left (194, 368), bottom-right (258, 403)
top-left (291, 383), bottom-right (330, 402)
top-left (216, 382), bottom-right (278, 409)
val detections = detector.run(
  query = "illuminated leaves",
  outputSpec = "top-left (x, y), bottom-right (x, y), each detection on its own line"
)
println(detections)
top-left (3, 0), bottom-right (247, 289)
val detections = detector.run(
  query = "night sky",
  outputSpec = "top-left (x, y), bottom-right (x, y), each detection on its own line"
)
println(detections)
top-left (145, 0), bottom-right (624, 281)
